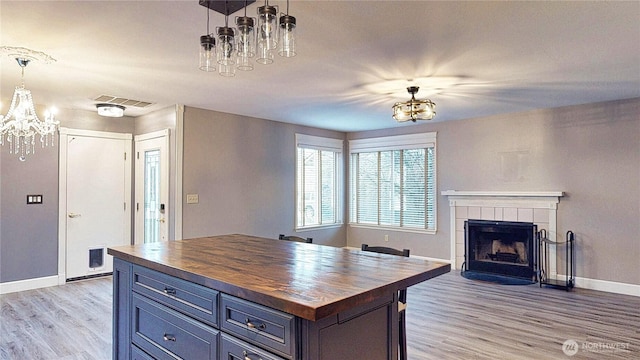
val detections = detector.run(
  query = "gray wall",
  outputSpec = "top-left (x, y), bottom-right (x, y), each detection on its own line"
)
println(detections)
top-left (0, 108), bottom-right (134, 282)
top-left (2, 99), bottom-right (638, 287)
top-left (348, 98), bottom-right (640, 285)
top-left (181, 106), bottom-right (347, 247)
top-left (0, 137), bottom-right (59, 282)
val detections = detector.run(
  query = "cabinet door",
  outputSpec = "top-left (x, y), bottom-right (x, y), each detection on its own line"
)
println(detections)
top-left (113, 258), bottom-right (132, 360)
top-left (301, 293), bottom-right (397, 360)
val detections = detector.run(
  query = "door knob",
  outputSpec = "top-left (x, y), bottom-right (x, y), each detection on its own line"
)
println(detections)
top-left (68, 213), bottom-right (82, 218)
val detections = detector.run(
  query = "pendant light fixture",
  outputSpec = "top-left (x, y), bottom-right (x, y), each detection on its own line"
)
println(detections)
top-left (216, 1), bottom-right (236, 76)
top-left (0, 47), bottom-right (59, 161)
top-left (197, 0), bottom-right (297, 75)
top-left (278, 0), bottom-right (296, 57)
top-left (392, 86), bottom-right (436, 122)
top-left (236, 1), bottom-right (255, 71)
top-left (256, 0), bottom-right (277, 65)
top-left (199, 6), bottom-right (216, 72)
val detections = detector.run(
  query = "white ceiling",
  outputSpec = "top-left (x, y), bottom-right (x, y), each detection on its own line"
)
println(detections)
top-left (1, 1), bottom-right (639, 132)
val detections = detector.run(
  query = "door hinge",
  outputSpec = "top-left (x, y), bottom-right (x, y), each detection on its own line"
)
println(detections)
top-left (124, 202), bottom-right (126, 211)
top-left (136, 203), bottom-right (139, 211)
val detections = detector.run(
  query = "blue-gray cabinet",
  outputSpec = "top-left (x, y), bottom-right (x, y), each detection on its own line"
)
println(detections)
top-left (109, 235), bottom-right (450, 359)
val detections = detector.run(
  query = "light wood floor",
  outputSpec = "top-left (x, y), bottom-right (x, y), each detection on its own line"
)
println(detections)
top-left (1, 272), bottom-right (639, 359)
top-left (1, 277), bottom-right (112, 360)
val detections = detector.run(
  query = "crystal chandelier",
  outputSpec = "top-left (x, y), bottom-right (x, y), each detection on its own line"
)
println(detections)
top-left (0, 48), bottom-right (59, 161)
top-left (392, 86), bottom-right (436, 122)
top-left (199, 0), bottom-right (297, 76)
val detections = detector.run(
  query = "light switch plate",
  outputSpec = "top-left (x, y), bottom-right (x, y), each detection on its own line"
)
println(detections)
top-left (27, 195), bottom-right (43, 204)
top-left (186, 194), bottom-right (199, 204)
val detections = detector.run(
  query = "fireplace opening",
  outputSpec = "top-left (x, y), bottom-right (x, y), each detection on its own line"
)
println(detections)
top-left (464, 219), bottom-right (537, 280)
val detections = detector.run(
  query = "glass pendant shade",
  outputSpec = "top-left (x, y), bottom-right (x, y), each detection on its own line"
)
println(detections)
top-left (256, 4), bottom-right (277, 64)
top-left (216, 26), bottom-right (236, 66)
top-left (199, 35), bottom-right (216, 72)
top-left (256, 42), bottom-right (274, 65)
top-left (218, 62), bottom-right (236, 77)
top-left (278, 15), bottom-right (296, 57)
top-left (392, 87), bottom-right (436, 122)
top-left (236, 16), bottom-right (255, 71)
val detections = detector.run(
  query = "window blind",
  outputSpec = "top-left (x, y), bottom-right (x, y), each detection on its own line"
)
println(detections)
top-left (295, 134), bottom-right (343, 229)
top-left (349, 133), bottom-right (436, 232)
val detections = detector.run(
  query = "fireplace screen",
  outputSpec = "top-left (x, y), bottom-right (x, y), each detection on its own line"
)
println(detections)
top-left (464, 220), bottom-right (537, 280)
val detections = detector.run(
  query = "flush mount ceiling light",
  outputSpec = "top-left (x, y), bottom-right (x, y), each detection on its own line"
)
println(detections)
top-left (198, 0), bottom-right (297, 76)
top-left (392, 86), bottom-right (436, 122)
top-left (96, 103), bottom-right (125, 117)
top-left (0, 46), bottom-right (59, 161)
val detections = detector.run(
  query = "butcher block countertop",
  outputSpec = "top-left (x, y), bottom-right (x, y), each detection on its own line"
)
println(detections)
top-left (107, 234), bottom-right (451, 321)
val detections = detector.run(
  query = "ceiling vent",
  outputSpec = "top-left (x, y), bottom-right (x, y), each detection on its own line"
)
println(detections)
top-left (93, 95), bottom-right (154, 108)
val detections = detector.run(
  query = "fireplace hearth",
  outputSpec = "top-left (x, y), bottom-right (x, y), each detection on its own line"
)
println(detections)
top-left (463, 219), bottom-right (537, 280)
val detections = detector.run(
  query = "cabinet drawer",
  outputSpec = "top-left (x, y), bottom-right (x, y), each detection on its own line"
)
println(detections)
top-left (221, 333), bottom-right (286, 360)
top-left (220, 294), bottom-right (295, 357)
top-left (133, 265), bottom-right (218, 327)
top-left (132, 294), bottom-right (219, 360)
top-left (131, 344), bottom-right (154, 360)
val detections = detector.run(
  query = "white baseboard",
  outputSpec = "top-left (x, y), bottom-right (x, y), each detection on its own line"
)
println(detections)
top-left (544, 273), bottom-right (640, 296)
top-left (344, 246), bottom-right (452, 264)
top-left (410, 254), bottom-right (452, 264)
top-left (573, 276), bottom-right (640, 297)
top-left (0, 275), bottom-right (60, 295)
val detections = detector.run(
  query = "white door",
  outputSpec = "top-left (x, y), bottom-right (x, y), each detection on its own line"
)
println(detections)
top-left (59, 128), bottom-right (132, 281)
top-left (135, 130), bottom-right (169, 244)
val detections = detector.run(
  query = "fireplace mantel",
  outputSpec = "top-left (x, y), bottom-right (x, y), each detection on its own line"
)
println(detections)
top-left (441, 190), bottom-right (564, 273)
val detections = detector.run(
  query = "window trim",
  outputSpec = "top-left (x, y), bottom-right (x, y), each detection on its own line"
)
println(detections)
top-left (348, 132), bottom-right (437, 234)
top-left (295, 134), bottom-right (343, 230)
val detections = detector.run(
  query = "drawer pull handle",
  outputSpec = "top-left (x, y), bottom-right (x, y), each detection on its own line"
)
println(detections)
top-left (163, 287), bottom-right (176, 295)
top-left (242, 350), bottom-right (263, 360)
top-left (163, 334), bottom-right (176, 342)
top-left (245, 318), bottom-right (266, 330)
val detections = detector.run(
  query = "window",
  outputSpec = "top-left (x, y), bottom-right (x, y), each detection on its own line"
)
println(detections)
top-left (349, 133), bottom-right (436, 232)
top-left (296, 134), bottom-right (343, 229)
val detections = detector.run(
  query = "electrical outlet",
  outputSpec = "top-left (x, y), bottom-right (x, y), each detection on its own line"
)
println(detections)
top-left (384, 234), bottom-right (389, 242)
top-left (186, 194), bottom-right (199, 204)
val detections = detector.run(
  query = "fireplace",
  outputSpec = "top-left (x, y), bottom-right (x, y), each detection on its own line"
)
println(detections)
top-left (464, 219), bottom-right (537, 280)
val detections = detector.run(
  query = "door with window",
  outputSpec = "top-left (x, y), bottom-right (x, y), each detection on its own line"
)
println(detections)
top-left (135, 130), bottom-right (169, 244)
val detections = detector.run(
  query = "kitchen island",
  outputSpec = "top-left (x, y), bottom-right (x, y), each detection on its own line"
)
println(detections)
top-left (108, 234), bottom-right (450, 360)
